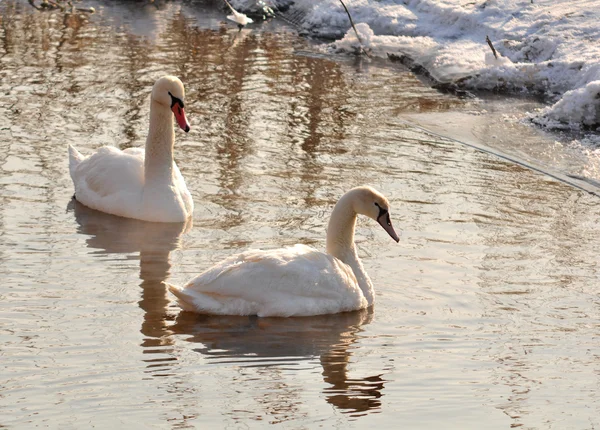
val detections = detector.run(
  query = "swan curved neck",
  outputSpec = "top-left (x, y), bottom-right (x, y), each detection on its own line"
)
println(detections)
top-left (326, 194), bottom-right (374, 305)
top-left (326, 195), bottom-right (357, 259)
top-left (144, 100), bottom-right (175, 183)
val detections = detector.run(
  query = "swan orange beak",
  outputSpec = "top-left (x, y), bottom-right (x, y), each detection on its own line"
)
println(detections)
top-left (377, 212), bottom-right (400, 242)
top-left (172, 104), bottom-right (190, 133)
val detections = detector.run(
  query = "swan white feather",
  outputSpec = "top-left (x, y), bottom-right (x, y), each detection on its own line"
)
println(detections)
top-left (68, 76), bottom-right (193, 223)
top-left (169, 186), bottom-right (400, 317)
top-left (223, 0), bottom-right (253, 27)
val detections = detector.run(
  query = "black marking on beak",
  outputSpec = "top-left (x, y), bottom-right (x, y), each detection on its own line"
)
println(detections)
top-left (168, 91), bottom-right (185, 109)
top-left (375, 202), bottom-right (390, 225)
top-left (375, 202), bottom-right (400, 242)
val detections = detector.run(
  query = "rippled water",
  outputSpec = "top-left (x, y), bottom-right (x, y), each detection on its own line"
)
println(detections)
top-left (1, 1), bottom-right (599, 428)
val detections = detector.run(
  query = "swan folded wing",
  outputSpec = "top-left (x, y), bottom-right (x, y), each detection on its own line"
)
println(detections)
top-left (73, 146), bottom-right (145, 199)
top-left (172, 162), bottom-right (194, 214)
top-left (180, 244), bottom-right (367, 316)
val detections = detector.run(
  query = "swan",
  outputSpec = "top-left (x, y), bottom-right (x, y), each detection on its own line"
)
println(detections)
top-left (223, 0), bottom-right (253, 30)
top-left (169, 186), bottom-right (400, 317)
top-left (68, 76), bottom-right (194, 223)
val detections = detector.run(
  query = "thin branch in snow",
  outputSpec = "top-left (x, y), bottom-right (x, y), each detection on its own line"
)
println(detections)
top-left (486, 35), bottom-right (498, 59)
top-left (339, 0), bottom-right (361, 44)
top-left (339, 0), bottom-right (370, 58)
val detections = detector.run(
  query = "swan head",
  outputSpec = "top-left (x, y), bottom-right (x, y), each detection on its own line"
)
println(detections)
top-left (151, 76), bottom-right (190, 133)
top-left (350, 186), bottom-right (400, 243)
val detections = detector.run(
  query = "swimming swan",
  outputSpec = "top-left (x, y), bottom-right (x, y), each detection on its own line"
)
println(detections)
top-left (223, 0), bottom-right (253, 30)
top-left (68, 76), bottom-right (193, 223)
top-left (169, 186), bottom-right (400, 317)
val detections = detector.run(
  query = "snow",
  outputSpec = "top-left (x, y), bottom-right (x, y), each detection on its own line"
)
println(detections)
top-left (259, 0), bottom-right (600, 132)
top-left (534, 80), bottom-right (600, 129)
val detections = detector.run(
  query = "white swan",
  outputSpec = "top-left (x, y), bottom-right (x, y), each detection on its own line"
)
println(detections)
top-left (169, 186), bottom-right (400, 317)
top-left (68, 76), bottom-right (194, 223)
top-left (223, 0), bottom-right (253, 30)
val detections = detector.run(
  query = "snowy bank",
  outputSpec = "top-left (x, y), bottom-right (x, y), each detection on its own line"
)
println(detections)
top-left (262, 0), bottom-right (600, 131)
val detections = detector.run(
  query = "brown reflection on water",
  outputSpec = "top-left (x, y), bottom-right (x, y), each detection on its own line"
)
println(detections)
top-left (5, 1), bottom-right (600, 428)
top-left (119, 36), bottom-right (154, 148)
top-left (153, 14), bottom-right (375, 221)
top-left (212, 28), bottom-right (255, 225)
top-left (70, 200), bottom-right (188, 370)
top-left (170, 308), bottom-right (383, 418)
top-left (320, 347), bottom-right (385, 416)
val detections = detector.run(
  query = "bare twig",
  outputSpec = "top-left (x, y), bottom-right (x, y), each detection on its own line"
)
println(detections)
top-left (28, 0), bottom-right (43, 10)
top-left (339, 0), bottom-right (370, 58)
top-left (29, 0), bottom-right (93, 12)
top-left (486, 35), bottom-right (498, 59)
top-left (339, 0), bottom-right (361, 44)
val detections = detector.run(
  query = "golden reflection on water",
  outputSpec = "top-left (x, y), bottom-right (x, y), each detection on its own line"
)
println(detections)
top-left (71, 192), bottom-right (386, 417)
top-left (1, 1), bottom-right (600, 429)
top-left (171, 308), bottom-right (382, 417)
top-left (71, 199), bottom-right (189, 349)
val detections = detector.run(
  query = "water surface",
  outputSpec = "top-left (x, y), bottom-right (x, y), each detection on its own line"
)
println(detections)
top-left (1, 1), bottom-right (599, 428)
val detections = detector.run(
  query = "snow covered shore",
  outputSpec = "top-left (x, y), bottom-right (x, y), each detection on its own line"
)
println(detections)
top-left (259, 0), bottom-right (600, 133)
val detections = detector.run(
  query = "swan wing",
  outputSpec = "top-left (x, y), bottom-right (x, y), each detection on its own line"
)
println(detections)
top-left (69, 145), bottom-right (144, 216)
top-left (170, 244), bottom-right (368, 316)
top-left (173, 161), bottom-right (194, 215)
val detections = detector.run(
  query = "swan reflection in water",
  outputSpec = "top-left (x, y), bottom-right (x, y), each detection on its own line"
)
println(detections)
top-left (69, 198), bottom-right (190, 347)
top-left (170, 307), bottom-right (386, 416)
top-left (70, 199), bottom-right (385, 416)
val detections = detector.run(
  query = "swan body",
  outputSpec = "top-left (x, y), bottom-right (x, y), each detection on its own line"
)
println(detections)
top-left (223, 0), bottom-right (253, 28)
top-left (68, 76), bottom-right (193, 223)
top-left (169, 186), bottom-right (400, 317)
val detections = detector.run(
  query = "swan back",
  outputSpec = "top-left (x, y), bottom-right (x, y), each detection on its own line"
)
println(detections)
top-left (169, 244), bottom-right (368, 317)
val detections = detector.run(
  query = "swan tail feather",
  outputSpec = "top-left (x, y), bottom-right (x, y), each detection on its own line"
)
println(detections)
top-left (68, 144), bottom-right (84, 176)
top-left (167, 283), bottom-right (196, 311)
top-left (167, 282), bottom-right (185, 299)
